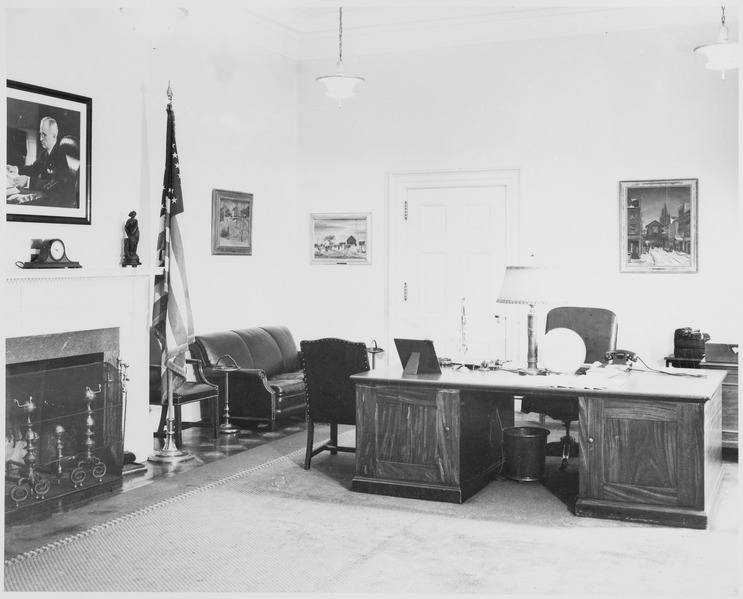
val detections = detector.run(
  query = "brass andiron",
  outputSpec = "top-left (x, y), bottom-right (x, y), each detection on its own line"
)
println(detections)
top-left (5, 397), bottom-right (51, 506)
top-left (77, 385), bottom-right (107, 482)
top-left (53, 425), bottom-right (86, 488)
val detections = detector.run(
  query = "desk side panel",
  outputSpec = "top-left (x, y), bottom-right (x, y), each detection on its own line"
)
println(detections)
top-left (703, 385), bottom-right (723, 514)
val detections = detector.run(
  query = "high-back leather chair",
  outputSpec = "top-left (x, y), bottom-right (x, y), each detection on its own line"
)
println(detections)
top-left (300, 338), bottom-right (370, 470)
top-left (521, 306), bottom-right (618, 470)
top-left (150, 331), bottom-right (220, 448)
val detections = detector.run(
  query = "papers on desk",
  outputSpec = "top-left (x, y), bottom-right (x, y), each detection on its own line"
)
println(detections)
top-left (529, 372), bottom-right (629, 390)
top-left (490, 367), bottom-right (630, 390)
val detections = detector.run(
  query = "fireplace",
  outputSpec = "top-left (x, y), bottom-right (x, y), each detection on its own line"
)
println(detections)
top-left (5, 328), bottom-right (126, 520)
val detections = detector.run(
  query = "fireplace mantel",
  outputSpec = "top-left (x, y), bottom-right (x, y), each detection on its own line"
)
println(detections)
top-left (6, 267), bottom-right (162, 284)
top-left (5, 267), bottom-right (160, 460)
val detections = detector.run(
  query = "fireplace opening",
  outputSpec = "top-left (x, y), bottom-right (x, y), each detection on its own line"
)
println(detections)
top-left (5, 332), bottom-right (125, 521)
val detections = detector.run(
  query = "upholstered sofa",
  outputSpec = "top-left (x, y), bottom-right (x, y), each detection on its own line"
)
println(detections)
top-left (189, 325), bottom-right (306, 430)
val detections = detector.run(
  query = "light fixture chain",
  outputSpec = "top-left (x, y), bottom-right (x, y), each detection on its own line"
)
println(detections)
top-left (339, 7), bottom-right (343, 63)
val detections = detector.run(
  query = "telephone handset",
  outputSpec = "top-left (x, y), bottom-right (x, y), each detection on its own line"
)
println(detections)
top-left (605, 350), bottom-right (638, 365)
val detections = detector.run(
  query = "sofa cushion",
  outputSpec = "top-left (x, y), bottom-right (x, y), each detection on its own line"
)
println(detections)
top-left (233, 327), bottom-right (285, 378)
top-left (262, 326), bottom-right (302, 372)
top-left (268, 370), bottom-right (305, 397)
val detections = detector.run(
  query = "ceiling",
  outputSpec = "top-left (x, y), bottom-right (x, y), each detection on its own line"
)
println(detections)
top-left (198, 5), bottom-right (737, 61)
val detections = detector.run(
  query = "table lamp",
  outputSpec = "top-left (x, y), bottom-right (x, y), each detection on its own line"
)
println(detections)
top-left (496, 265), bottom-right (560, 375)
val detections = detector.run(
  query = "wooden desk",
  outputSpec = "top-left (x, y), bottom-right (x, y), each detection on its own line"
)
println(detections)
top-left (665, 355), bottom-right (738, 450)
top-left (351, 367), bottom-right (726, 529)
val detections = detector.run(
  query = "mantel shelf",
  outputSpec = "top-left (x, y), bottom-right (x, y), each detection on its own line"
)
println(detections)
top-left (6, 267), bottom-right (163, 284)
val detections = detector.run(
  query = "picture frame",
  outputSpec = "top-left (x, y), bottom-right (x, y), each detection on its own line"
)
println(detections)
top-left (619, 179), bottom-right (698, 273)
top-left (6, 80), bottom-right (92, 224)
top-left (211, 189), bottom-right (253, 255)
top-left (310, 213), bottom-right (371, 265)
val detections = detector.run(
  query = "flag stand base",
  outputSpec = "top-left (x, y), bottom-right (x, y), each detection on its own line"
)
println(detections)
top-left (147, 393), bottom-right (194, 463)
top-left (148, 429), bottom-right (194, 463)
top-left (148, 447), bottom-right (194, 463)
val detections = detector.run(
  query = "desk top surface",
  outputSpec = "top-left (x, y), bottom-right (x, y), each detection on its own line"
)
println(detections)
top-left (352, 366), bottom-right (726, 402)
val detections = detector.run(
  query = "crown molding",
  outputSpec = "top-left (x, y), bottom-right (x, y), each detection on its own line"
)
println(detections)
top-left (230, 6), bottom-right (736, 61)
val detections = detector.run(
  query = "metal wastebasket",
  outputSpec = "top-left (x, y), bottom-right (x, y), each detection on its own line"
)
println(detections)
top-left (503, 426), bottom-right (550, 481)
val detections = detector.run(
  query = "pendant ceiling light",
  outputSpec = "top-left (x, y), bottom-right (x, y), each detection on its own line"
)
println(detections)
top-left (694, 5), bottom-right (739, 80)
top-left (317, 7), bottom-right (364, 107)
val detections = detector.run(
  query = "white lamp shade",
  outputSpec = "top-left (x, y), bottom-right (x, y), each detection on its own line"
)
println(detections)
top-left (317, 74), bottom-right (365, 100)
top-left (539, 328), bottom-right (586, 374)
top-left (695, 41), bottom-right (740, 71)
top-left (496, 265), bottom-right (562, 305)
top-left (695, 24), bottom-right (740, 74)
top-left (317, 62), bottom-right (365, 102)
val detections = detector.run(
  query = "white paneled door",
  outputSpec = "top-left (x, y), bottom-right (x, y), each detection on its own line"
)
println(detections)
top-left (388, 170), bottom-right (521, 367)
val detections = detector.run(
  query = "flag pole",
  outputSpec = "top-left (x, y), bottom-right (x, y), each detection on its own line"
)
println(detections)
top-left (149, 83), bottom-right (194, 464)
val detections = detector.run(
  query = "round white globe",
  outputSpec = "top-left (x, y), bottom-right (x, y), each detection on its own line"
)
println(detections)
top-left (539, 328), bottom-right (587, 374)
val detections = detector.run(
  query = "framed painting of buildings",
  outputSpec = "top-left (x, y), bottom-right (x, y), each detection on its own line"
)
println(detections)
top-left (211, 189), bottom-right (253, 255)
top-left (310, 213), bottom-right (371, 265)
top-left (6, 80), bottom-right (92, 224)
top-left (619, 179), bottom-right (698, 273)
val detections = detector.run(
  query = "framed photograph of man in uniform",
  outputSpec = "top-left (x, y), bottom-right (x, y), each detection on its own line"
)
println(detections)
top-left (6, 80), bottom-right (92, 224)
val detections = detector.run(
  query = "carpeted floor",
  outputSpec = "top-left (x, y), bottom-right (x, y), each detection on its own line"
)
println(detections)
top-left (4, 428), bottom-right (740, 595)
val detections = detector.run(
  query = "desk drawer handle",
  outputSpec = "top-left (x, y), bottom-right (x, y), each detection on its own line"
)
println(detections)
top-left (588, 437), bottom-right (594, 444)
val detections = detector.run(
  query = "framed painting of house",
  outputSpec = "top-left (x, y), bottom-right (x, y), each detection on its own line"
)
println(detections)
top-left (211, 189), bottom-right (253, 255)
top-left (6, 80), bottom-right (92, 224)
top-left (310, 213), bottom-right (371, 265)
top-left (619, 179), bottom-right (698, 273)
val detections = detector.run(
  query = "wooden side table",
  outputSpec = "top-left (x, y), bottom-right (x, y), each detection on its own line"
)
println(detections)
top-left (665, 354), bottom-right (738, 450)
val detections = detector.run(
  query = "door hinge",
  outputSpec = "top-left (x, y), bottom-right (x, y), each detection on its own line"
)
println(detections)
top-left (404, 200), bottom-right (408, 221)
top-left (404, 282), bottom-right (408, 301)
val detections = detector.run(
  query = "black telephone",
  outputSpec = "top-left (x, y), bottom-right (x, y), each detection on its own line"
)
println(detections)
top-left (605, 350), bottom-right (638, 365)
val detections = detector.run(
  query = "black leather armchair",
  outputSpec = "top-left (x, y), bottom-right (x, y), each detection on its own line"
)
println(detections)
top-left (300, 338), bottom-right (370, 470)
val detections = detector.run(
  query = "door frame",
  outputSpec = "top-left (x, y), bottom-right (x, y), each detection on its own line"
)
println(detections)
top-left (387, 169), bottom-right (522, 364)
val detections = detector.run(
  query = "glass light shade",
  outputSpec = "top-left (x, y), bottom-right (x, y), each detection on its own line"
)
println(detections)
top-left (539, 328), bottom-right (586, 374)
top-left (496, 266), bottom-right (561, 306)
top-left (694, 25), bottom-right (740, 79)
top-left (317, 62), bottom-right (365, 107)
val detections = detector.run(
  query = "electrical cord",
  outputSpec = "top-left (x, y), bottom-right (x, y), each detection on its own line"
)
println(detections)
top-left (631, 355), bottom-right (707, 378)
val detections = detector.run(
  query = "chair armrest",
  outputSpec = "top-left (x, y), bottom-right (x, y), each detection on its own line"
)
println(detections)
top-left (187, 357), bottom-right (217, 388)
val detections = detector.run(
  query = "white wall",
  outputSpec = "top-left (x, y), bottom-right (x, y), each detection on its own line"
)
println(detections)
top-left (3, 7), bottom-right (739, 452)
top-left (4, 8), bottom-right (298, 322)
top-left (295, 21), bottom-right (739, 367)
top-left (4, 7), bottom-right (299, 454)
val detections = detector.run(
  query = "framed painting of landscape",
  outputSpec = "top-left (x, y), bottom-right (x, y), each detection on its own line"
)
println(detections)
top-left (310, 213), bottom-right (371, 265)
top-left (211, 189), bottom-right (253, 255)
top-left (619, 179), bottom-right (698, 273)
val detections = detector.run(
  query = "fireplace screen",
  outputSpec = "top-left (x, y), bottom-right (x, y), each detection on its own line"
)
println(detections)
top-left (5, 352), bottom-right (125, 514)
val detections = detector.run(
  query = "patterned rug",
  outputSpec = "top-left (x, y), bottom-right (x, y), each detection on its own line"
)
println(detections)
top-left (4, 430), bottom-right (739, 595)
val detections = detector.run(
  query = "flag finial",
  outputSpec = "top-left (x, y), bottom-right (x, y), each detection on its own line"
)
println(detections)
top-left (167, 82), bottom-right (173, 104)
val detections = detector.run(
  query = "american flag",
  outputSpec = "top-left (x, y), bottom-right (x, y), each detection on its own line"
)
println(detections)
top-left (151, 99), bottom-right (194, 404)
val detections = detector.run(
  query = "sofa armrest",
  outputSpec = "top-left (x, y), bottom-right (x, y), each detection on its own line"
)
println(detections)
top-left (204, 367), bottom-right (274, 397)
